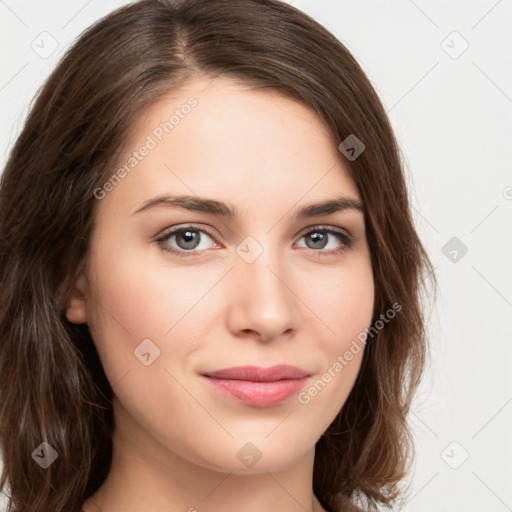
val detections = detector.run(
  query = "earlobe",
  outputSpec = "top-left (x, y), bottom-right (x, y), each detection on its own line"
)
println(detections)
top-left (64, 272), bottom-right (88, 324)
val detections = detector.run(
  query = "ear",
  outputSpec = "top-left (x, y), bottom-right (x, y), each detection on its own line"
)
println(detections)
top-left (64, 270), bottom-right (88, 324)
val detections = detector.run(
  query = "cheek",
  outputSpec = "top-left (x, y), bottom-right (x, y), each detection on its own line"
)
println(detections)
top-left (283, 267), bottom-right (373, 448)
top-left (300, 260), bottom-right (373, 389)
top-left (85, 246), bottom-right (222, 379)
top-left (306, 258), bottom-right (375, 347)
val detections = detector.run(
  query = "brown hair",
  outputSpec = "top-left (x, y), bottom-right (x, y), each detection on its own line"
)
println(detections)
top-left (0, 0), bottom-right (436, 511)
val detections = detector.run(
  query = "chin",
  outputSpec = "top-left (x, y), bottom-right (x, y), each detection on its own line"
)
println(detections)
top-left (188, 435), bottom-right (314, 475)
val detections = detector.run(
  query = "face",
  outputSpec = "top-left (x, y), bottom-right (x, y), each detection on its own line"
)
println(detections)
top-left (66, 76), bottom-right (375, 474)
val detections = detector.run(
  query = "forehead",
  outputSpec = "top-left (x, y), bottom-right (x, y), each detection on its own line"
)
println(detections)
top-left (104, 76), bottom-right (361, 215)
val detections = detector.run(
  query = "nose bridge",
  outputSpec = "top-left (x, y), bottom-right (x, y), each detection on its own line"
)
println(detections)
top-left (229, 234), bottom-right (300, 339)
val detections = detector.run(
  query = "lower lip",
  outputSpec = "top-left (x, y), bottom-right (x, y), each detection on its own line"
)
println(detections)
top-left (202, 376), bottom-right (309, 407)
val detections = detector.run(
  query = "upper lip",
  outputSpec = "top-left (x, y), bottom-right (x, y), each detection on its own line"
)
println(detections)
top-left (202, 365), bottom-right (310, 382)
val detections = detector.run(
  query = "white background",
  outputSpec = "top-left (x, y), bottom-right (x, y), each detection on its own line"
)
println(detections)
top-left (1, 1), bottom-right (511, 511)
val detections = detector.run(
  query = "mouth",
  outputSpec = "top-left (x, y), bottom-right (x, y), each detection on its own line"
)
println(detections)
top-left (200, 365), bottom-right (311, 407)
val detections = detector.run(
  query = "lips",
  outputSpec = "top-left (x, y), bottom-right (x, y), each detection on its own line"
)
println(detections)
top-left (204, 364), bottom-right (310, 381)
top-left (201, 365), bottom-right (311, 407)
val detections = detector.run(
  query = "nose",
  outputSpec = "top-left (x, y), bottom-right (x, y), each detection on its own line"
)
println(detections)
top-left (225, 243), bottom-right (302, 342)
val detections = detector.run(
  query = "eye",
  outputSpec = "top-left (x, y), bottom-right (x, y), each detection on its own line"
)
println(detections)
top-left (154, 224), bottom-right (353, 258)
top-left (155, 225), bottom-right (218, 257)
top-left (295, 226), bottom-right (353, 256)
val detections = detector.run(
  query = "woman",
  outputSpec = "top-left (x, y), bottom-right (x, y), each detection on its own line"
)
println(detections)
top-left (0, 0), bottom-right (436, 511)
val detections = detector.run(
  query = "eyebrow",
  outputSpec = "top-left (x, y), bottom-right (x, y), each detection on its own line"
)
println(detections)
top-left (131, 194), bottom-right (364, 219)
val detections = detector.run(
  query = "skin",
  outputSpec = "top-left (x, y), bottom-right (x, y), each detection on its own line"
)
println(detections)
top-left (67, 76), bottom-right (375, 512)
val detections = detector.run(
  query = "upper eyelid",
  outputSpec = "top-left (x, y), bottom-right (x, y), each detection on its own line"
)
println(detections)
top-left (156, 224), bottom-right (218, 243)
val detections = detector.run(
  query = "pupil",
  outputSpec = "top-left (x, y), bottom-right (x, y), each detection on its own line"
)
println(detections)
top-left (309, 232), bottom-right (326, 249)
top-left (179, 230), bottom-right (199, 249)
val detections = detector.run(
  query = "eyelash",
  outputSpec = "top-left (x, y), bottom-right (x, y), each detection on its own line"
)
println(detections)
top-left (154, 224), bottom-right (353, 259)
